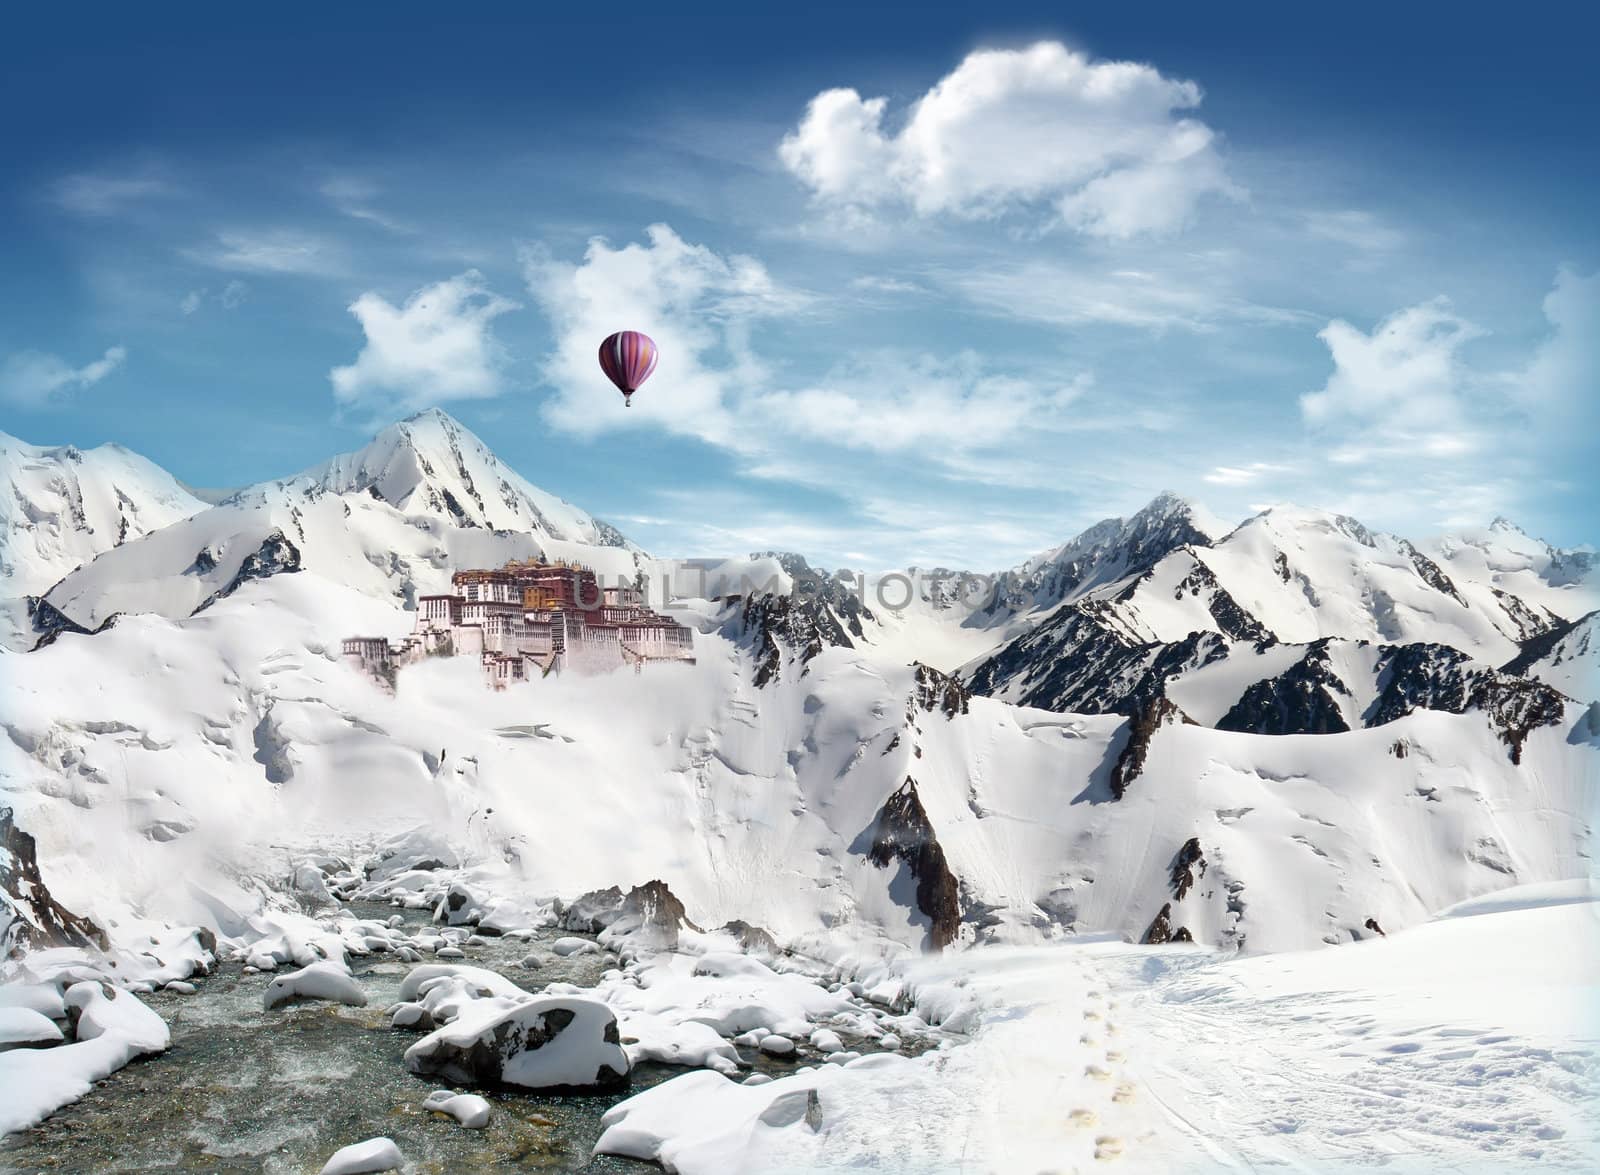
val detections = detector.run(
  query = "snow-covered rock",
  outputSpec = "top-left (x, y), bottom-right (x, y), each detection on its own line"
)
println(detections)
top-left (0, 1005), bottom-right (63, 1047)
top-left (261, 961), bottom-right (368, 1011)
top-left (319, 1137), bottom-right (404, 1174)
top-left (403, 995), bottom-right (630, 1091)
top-left (0, 981), bottom-right (169, 1134)
top-left (421, 1089), bottom-right (492, 1128)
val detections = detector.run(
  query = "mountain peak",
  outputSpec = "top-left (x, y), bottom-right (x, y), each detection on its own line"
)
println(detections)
top-left (288, 412), bottom-right (633, 548)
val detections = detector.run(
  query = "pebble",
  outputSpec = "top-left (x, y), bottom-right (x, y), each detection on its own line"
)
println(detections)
top-left (759, 1035), bottom-right (797, 1057)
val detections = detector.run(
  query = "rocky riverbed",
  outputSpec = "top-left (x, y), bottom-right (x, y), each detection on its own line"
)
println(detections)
top-left (1, 893), bottom-right (947, 1173)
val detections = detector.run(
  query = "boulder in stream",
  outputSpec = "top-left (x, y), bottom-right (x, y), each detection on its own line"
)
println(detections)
top-left (403, 995), bottom-right (630, 1091)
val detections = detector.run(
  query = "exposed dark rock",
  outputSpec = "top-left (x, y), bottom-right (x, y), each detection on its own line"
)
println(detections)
top-left (589, 519), bottom-right (633, 549)
top-left (978, 492), bottom-right (1216, 618)
top-left (1217, 639), bottom-right (1354, 735)
top-left (2, 806), bottom-right (109, 957)
top-left (1110, 697), bottom-right (1197, 800)
top-left (1157, 557), bottom-right (1275, 644)
top-left (557, 886), bottom-right (626, 933)
top-left (1142, 902), bottom-right (1191, 945)
top-left (403, 999), bottom-right (630, 1092)
top-left (720, 919), bottom-right (779, 956)
top-left (866, 779), bottom-right (961, 951)
top-left (1491, 588), bottom-right (1561, 643)
top-left (195, 529), bottom-right (303, 613)
top-left (604, 879), bottom-right (702, 952)
top-left (1364, 916), bottom-right (1386, 937)
top-left (26, 596), bottom-right (93, 649)
top-left (910, 662), bottom-right (970, 718)
top-left (1365, 642), bottom-right (1567, 762)
top-left (1169, 837), bottom-right (1206, 902)
top-left (1502, 609), bottom-right (1595, 680)
top-left (1398, 540), bottom-right (1466, 606)
top-left (965, 599), bottom-right (1227, 718)
top-left (724, 554), bottom-right (875, 687)
top-left (184, 546), bottom-right (219, 576)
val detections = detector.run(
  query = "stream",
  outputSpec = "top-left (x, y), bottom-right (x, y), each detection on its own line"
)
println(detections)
top-left (0, 903), bottom-right (806, 1173)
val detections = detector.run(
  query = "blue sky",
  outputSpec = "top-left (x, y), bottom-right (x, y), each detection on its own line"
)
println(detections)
top-left (2, 2), bottom-right (1595, 567)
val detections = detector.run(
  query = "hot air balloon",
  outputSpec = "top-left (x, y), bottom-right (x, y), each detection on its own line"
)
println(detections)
top-left (597, 330), bottom-right (659, 407)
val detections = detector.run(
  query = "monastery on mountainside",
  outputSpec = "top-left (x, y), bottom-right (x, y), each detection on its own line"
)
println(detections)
top-left (341, 557), bottom-right (695, 689)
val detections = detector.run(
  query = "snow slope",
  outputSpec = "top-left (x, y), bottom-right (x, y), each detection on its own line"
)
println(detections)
top-left (1504, 610), bottom-right (1599, 703)
top-left (598, 880), bottom-right (1600, 1172)
top-left (4, 563), bottom-right (1593, 960)
top-left (0, 432), bottom-right (206, 600)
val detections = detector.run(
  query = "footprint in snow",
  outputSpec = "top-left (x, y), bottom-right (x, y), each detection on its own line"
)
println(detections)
top-left (1085, 1064), bottom-right (1113, 1081)
top-left (1105, 1049), bottom-right (1125, 1063)
top-left (1113, 1083), bottom-right (1136, 1104)
top-left (1094, 1136), bottom-right (1125, 1160)
top-left (1083, 1010), bottom-right (1101, 1021)
top-left (1068, 1108), bottom-right (1098, 1129)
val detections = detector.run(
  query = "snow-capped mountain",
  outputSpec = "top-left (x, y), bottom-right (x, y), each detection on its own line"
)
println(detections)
top-left (975, 491), bottom-right (1229, 623)
top-left (0, 432), bottom-right (206, 598)
top-left (2, 417), bottom-right (1595, 975)
top-left (37, 410), bottom-right (642, 631)
top-left (961, 496), bottom-right (1597, 740)
top-left (301, 408), bottom-right (631, 543)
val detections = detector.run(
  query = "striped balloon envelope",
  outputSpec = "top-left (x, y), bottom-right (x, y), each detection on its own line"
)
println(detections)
top-left (597, 331), bottom-right (659, 407)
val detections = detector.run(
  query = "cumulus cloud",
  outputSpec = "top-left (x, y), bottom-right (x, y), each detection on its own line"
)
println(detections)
top-left (1300, 298), bottom-right (1484, 452)
top-left (1284, 270), bottom-right (1597, 529)
top-left (0, 345), bottom-right (127, 408)
top-left (778, 41), bottom-right (1239, 238)
top-left (1517, 266), bottom-right (1598, 427)
top-left (330, 270), bottom-right (519, 415)
top-left (522, 223), bottom-right (807, 446)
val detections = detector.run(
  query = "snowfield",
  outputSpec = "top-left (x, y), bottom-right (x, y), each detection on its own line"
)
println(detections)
top-left (596, 881), bottom-right (1599, 1172)
top-left (1, 410), bottom-right (1595, 1169)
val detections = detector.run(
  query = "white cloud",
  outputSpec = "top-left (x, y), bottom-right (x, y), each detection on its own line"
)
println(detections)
top-left (936, 258), bottom-right (1308, 331)
top-left (329, 270), bottom-right (519, 415)
top-left (0, 345), bottom-right (127, 408)
top-left (1300, 298), bottom-right (1484, 446)
top-left (52, 172), bottom-right (174, 216)
top-left (522, 224), bottom-right (806, 447)
top-left (759, 354), bottom-right (1088, 454)
top-left (188, 229), bottom-right (342, 275)
top-left (1203, 462), bottom-right (1293, 486)
top-left (778, 42), bottom-right (1240, 238)
top-left (849, 275), bottom-right (924, 296)
top-left (180, 280), bottom-right (249, 316)
top-left (1302, 210), bottom-right (1406, 252)
top-left (1517, 266), bottom-right (1597, 427)
top-left (320, 175), bottom-right (412, 233)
